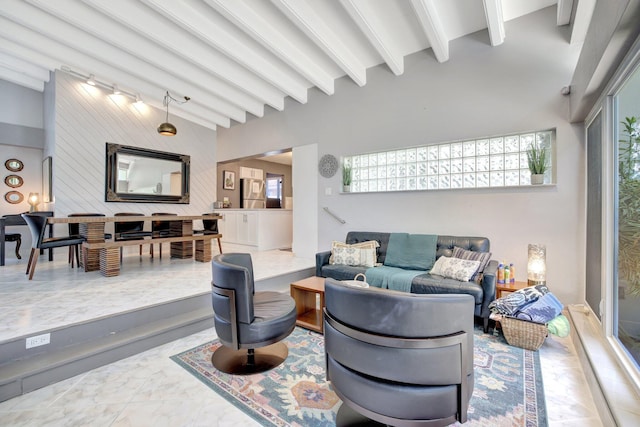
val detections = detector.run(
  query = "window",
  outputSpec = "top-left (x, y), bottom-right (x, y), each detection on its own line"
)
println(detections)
top-left (613, 64), bottom-right (640, 370)
top-left (344, 130), bottom-right (554, 193)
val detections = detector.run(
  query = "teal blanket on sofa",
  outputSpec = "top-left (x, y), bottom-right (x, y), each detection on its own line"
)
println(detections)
top-left (365, 266), bottom-right (424, 292)
top-left (365, 233), bottom-right (438, 292)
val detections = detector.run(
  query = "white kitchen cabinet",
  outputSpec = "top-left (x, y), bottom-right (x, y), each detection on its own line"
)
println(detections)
top-left (238, 167), bottom-right (264, 180)
top-left (218, 209), bottom-right (292, 250)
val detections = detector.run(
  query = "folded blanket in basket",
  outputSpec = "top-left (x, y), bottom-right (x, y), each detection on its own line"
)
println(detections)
top-left (515, 292), bottom-right (564, 323)
top-left (547, 314), bottom-right (570, 337)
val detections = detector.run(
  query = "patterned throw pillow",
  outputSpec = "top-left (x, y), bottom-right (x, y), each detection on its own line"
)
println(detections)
top-left (429, 256), bottom-right (481, 282)
top-left (329, 240), bottom-right (379, 267)
top-left (451, 246), bottom-right (492, 281)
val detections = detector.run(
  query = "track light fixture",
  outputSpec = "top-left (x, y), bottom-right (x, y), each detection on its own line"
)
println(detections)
top-left (86, 74), bottom-right (96, 86)
top-left (60, 67), bottom-right (141, 103)
top-left (157, 90), bottom-right (190, 136)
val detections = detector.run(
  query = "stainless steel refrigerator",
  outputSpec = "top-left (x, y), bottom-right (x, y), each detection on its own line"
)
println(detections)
top-left (240, 178), bottom-right (266, 208)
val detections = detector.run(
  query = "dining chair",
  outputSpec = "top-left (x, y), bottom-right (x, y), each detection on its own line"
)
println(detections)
top-left (114, 213), bottom-right (152, 261)
top-left (22, 214), bottom-right (85, 280)
top-left (150, 212), bottom-right (177, 258)
top-left (67, 213), bottom-right (112, 268)
top-left (4, 233), bottom-right (22, 259)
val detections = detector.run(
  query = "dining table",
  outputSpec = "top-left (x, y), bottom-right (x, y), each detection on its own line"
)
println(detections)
top-left (46, 214), bottom-right (222, 277)
top-left (0, 212), bottom-right (55, 266)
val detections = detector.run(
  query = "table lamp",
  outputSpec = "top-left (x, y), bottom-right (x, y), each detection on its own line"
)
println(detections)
top-left (28, 192), bottom-right (40, 212)
top-left (527, 243), bottom-right (546, 286)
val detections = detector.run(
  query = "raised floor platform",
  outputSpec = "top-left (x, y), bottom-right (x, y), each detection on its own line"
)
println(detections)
top-left (0, 244), bottom-right (315, 402)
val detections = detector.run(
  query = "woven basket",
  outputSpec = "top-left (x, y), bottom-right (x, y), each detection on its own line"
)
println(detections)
top-left (501, 316), bottom-right (548, 351)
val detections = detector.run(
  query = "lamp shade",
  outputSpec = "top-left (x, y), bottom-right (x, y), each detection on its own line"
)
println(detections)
top-left (527, 244), bottom-right (546, 286)
top-left (28, 192), bottom-right (39, 212)
top-left (157, 122), bottom-right (177, 136)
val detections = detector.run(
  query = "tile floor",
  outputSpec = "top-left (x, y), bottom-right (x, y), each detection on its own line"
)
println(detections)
top-left (0, 246), bottom-right (603, 426)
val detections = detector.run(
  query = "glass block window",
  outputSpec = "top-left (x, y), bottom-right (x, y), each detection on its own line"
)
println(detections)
top-left (344, 129), bottom-right (554, 193)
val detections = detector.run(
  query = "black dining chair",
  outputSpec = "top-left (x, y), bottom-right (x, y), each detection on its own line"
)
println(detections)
top-left (67, 213), bottom-right (112, 268)
top-left (114, 212), bottom-right (152, 261)
top-left (150, 212), bottom-right (177, 258)
top-left (4, 233), bottom-right (22, 259)
top-left (22, 214), bottom-right (85, 280)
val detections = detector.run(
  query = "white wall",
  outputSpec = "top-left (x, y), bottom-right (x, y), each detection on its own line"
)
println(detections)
top-left (217, 7), bottom-right (585, 305)
top-left (0, 79), bottom-right (44, 129)
top-left (51, 71), bottom-right (217, 229)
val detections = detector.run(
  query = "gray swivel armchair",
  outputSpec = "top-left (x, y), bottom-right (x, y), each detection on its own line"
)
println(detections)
top-left (211, 253), bottom-right (297, 375)
top-left (324, 278), bottom-right (475, 426)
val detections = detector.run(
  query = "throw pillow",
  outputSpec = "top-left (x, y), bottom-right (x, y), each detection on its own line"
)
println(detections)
top-left (429, 256), bottom-right (481, 282)
top-left (330, 240), bottom-right (379, 267)
top-left (451, 246), bottom-right (492, 281)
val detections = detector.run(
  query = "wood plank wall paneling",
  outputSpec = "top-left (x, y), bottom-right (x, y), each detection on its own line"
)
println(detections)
top-left (53, 72), bottom-right (216, 231)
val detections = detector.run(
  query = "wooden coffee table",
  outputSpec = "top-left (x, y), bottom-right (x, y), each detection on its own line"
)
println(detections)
top-left (290, 276), bottom-right (325, 333)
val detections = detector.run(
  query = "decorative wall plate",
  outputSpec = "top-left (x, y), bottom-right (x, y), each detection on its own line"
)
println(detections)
top-left (4, 174), bottom-right (24, 188)
top-left (318, 154), bottom-right (339, 178)
top-left (4, 191), bottom-right (24, 204)
top-left (5, 159), bottom-right (24, 172)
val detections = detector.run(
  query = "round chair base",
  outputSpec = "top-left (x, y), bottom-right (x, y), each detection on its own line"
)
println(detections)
top-left (336, 403), bottom-right (386, 427)
top-left (211, 342), bottom-right (289, 375)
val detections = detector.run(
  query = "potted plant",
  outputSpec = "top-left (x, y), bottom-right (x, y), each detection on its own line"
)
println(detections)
top-left (342, 163), bottom-right (352, 192)
top-left (527, 142), bottom-right (549, 185)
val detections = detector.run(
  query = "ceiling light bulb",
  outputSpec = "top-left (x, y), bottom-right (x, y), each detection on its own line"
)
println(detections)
top-left (134, 94), bottom-right (143, 105)
top-left (87, 74), bottom-right (96, 86)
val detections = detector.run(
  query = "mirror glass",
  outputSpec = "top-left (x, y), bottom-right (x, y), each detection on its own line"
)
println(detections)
top-left (4, 191), bottom-right (24, 204)
top-left (106, 143), bottom-right (190, 203)
top-left (5, 159), bottom-right (24, 172)
top-left (4, 175), bottom-right (23, 188)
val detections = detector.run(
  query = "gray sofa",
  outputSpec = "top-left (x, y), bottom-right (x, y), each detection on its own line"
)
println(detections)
top-left (315, 231), bottom-right (498, 332)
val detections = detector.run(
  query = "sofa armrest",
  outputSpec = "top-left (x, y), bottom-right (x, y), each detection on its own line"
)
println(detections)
top-left (480, 259), bottom-right (498, 317)
top-left (316, 250), bottom-right (332, 277)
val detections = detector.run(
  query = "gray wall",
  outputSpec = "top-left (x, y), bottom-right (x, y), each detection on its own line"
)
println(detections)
top-left (217, 7), bottom-right (585, 305)
top-left (217, 159), bottom-right (292, 208)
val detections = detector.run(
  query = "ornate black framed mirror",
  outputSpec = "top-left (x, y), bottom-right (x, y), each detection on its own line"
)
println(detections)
top-left (105, 143), bottom-right (190, 204)
top-left (4, 174), bottom-right (24, 188)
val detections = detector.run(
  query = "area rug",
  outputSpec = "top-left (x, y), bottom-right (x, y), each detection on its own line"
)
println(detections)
top-left (171, 327), bottom-right (547, 426)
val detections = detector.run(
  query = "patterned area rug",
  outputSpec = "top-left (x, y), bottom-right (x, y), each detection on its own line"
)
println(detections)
top-left (171, 327), bottom-right (547, 426)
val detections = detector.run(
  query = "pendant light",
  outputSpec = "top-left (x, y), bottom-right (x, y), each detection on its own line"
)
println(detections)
top-left (157, 91), bottom-right (190, 136)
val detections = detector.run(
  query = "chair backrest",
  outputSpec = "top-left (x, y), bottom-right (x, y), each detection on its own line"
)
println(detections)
top-left (68, 213), bottom-right (105, 235)
top-left (21, 214), bottom-right (48, 249)
top-left (324, 278), bottom-right (475, 424)
top-left (211, 253), bottom-right (255, 325)
top-left (114, 212), bottom-right (144, 234)
top-left (151, 212), bottom-right (177, 232)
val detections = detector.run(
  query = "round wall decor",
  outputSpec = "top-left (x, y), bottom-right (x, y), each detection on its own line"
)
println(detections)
top-left (5, 159), bottom-right (24, 172)
top-left (4, 174), bottom-right (24, 188)
top-left (318, 154), bottom-right (339, 178)
top-left (4, 191), bottom-right (24, 204)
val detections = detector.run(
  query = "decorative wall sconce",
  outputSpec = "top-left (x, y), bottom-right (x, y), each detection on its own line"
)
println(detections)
top-left (28, 192), bottom-right (40, 212)
top-left (527, 244), bottom-right (546, 286)
top-left (157, 91), bottom-right (190, 136)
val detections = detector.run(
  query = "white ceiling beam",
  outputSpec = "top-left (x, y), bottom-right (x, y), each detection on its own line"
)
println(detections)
top-left (82, 0), bottom-right (278, 113)
top-left (143, 0), bottom-right (309, 103)
top-left (205, 0), bottom-right (336, 95)
top-left (570, 0), bottom-right (596, 45)
top-left (557, 0), bottom-right (573, 26)
top-left (339, 0), bottom-right (404, 75)
top-left (28, 0), bottom-right (257, 121)
top-left (0, 50), bottom-right (50, 81)
top-left (0, 16), bottom-right (228, 129)
top-left (0, 0), bottom-right (235, 125)
top-left (271, 0), bottom-right (366, 87)
top-left (409, 0), bottom-right (449, 63)
top-left (0, 64), bottom-right (44, 91)
top-left (482, 0), bottom-right (505, 46)
top-left (0, 37), bottom-right (60, 73)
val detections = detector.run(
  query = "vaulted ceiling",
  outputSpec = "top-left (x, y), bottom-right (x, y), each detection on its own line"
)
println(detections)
top-left (0, 0), bottom-right (589, 131)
